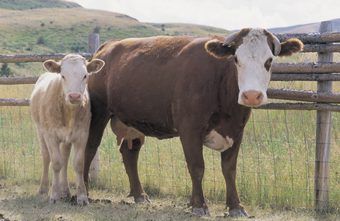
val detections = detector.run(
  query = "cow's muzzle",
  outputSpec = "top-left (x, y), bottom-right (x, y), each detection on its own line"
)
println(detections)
top-left (239, 90), bottom-right (265, 107)
top-left (68, 93), bottom-right (82, 104)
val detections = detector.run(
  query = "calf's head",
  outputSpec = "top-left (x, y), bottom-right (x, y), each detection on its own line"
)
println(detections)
top-left (43, 54), bottom-right (105, 105)
top-left (205, 28), bottom-right (303, 107)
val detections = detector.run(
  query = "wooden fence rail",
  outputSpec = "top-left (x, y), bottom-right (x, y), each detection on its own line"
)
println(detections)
top-left (1, 26), bottom-right (340, 212)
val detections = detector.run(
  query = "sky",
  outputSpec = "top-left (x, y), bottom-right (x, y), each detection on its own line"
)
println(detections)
top-left (69, 0), bottom-right (340, 30)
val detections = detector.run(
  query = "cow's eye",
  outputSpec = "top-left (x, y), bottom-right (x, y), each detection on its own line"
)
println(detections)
top-left (264, 58), bottom-right (273, 71)
top-left (61, 75), bottom-right (65, 79)
top-left (83, 75), bottom-right (87, 80)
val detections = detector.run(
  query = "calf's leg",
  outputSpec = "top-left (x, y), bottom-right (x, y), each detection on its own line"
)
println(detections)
top-left (73, 139), bottom-right (89, 205)
top-left (119, 138), bottom-right (149, 203)
top-left (38, 132), bottom-right (50, 195)
top-left (45, 137), bottom-right (62, 203)
top-left (59, 142), bottom-right (71, 199)
top-left (221, 132), bottom-right (249, 217)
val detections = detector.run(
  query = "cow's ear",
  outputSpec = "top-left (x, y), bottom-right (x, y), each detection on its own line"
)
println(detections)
top-left (205, 39), bottom-right (235, 59)
top-left (87, 59), bottom-right (105, 74)
top-left (279, 38), bottom-right (303, 56)
top-left (43, 60), bottom-right (61, 73)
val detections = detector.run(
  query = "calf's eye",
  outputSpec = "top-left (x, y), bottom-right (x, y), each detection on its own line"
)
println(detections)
top-left (83, 75), bottom-right (87, 80)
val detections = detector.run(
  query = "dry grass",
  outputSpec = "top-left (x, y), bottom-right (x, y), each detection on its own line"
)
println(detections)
top-left (0, 180), bottom-right (338, 221)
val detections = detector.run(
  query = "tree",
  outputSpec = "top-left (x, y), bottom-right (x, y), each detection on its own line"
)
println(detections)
top-left (0, 63), bottom-right (12, 77)
top-left (93, 26), bottom-right (101, 34)
top-left (37, 36), bottom-right (45, 45)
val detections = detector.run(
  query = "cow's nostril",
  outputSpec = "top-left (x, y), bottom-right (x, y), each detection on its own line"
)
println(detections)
top-left (256, 93), bottom-right (263, 100)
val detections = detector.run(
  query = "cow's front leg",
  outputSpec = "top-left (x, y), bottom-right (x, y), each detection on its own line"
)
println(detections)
top-left (120, 138), bottom-right (149, 203)
top-left (179, 127), bottom-right (209, 216)
top-left (73, 139), bottom-right (89, 206)
top-left (221, 133), bottom-right (249, 217)
top-left (59, 143), bottom-right (71, 199)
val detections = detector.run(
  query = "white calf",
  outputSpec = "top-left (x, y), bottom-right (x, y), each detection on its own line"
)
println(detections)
top-left (30, 54), bottom-right (104, 205)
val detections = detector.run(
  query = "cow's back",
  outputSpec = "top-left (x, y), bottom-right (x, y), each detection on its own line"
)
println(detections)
top-left (91, 36), bottom-right (228, 137)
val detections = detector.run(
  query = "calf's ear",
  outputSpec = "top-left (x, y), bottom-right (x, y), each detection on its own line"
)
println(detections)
top-left (87, 59), bottom-right (105, 74)
top-left (205, 39), bottom-right (235, 59)
top-left (279, 38), bottom-right (304, 56)
top-left (43, 60), bottom-right (61, 73)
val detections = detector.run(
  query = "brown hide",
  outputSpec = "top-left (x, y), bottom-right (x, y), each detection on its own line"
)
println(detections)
top-left (86, 35), bottom-right (251, 214)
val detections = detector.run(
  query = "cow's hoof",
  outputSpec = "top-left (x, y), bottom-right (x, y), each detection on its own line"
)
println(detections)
top-left (134, 194), bottom-right (151, 204)
top-left (226, 208), bottom-right (249, 217)
top-left (192, 207), bottom-right (210, 217)
top-left (77, 195), bottom-right (89, 206)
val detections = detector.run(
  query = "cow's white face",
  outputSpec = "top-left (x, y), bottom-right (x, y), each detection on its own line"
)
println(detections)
top-left (234, 29), bottom-right (273, 107)
top-left (43, 54), bottom-right (105, 105)
top-left (205, 28), bottom-right (303, 107)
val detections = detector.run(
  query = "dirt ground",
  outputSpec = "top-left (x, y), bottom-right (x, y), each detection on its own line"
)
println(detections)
top-left (0, 180), bottom-right (339, 221)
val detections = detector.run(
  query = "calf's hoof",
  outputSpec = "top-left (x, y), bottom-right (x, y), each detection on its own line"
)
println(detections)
top-left (60, 190), bottom-right (71, 199)
top-left (133, 194), bottom-right (151, 204)
top-left (38, 188), bottom-right (49, 196)
top-left (49, 196), bottom-right (60, 204)
top-left (226, 208), bottom-right (249, 217)
top-left (192, 207), bottom-right (210, 217)
top-left (77, 195), bottom-right (89, 206)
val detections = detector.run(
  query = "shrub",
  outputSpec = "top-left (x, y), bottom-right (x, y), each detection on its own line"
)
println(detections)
top-left (36, 36), bottom-right (45, 45)
top-left (0, 63), bottom-right (13, 77)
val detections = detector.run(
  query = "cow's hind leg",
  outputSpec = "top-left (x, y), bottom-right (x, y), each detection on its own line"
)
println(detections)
top-left (37, 132), bottom-right (50, 195)
top-left (119, 138), bottom-right (149, 203)
top-left (59, 142), bottom-right (71, 199)
top-left (221, 133), bottom-right (249, 217)
top-left (84, 103), bottom-right (110, 192)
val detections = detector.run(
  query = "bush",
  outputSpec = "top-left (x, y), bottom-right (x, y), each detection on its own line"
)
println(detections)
top-left (36, 36), bottom-right (45, 45)
top-left (93, 26), bottom-right (101, 34)
top-left (0, 63), bottom-right (13, 77)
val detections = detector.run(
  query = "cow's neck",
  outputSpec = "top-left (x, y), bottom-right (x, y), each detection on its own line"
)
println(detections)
top-left (218, 63), bottom-right (251, 118)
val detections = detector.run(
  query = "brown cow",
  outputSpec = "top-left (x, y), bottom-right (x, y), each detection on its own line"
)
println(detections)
top-left (84, 28), bottom-right (303, 216)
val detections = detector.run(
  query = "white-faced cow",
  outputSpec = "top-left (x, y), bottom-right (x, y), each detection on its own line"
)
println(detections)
top-left (30, 54), bottom-right (104, 205)
top-left (83, 28), bottom-right (303, 216)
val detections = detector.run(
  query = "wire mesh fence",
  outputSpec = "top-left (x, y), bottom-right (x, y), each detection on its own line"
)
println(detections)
top-left (0, 96), bottom-right (339, 211)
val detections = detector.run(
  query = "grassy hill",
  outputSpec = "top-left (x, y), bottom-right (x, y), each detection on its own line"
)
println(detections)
top-left (0, 1), bottom-right (228, 76)
top-left (0, 0), bottom-right (81, 10)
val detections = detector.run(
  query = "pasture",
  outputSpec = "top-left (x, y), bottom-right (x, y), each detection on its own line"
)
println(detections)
top-left (0, 52), bottom-right (340, 220)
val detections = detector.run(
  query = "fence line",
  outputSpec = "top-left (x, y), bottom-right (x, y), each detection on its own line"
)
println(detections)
top-left (1, 27), bottom-right (340, 211)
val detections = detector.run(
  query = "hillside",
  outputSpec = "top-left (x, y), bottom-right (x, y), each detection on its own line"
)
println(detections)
top-left (0, 0), bottom-right (81, 10)
top-left (0, 1), bottom-right (228, 76)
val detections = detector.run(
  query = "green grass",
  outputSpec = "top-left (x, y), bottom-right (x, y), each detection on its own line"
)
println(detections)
top-left (0, 83), bottom-right (339, 213)
top-left (0, 0), bottom-right (81, 10)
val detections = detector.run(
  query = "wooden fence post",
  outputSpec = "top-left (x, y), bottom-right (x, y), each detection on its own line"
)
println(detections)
top-left (88, 33), bottom-right (100, 54)
top-left (88, 33), bottom-right (100, 182)
top-left (315, 21), bottom-right (333, 212)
